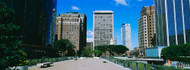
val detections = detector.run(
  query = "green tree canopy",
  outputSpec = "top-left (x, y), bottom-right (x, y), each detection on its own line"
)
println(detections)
top-left (94, 45), bottom-right (129, 56)
top-left (93, 50), bottom-right (102, 57)
top-left (94, 45), bottom-right (107, 53)
top-left (54, 39), bottom-right (76, 56)
top-left (0, 2), bottom-right (26, 70)
top-left (108, 45), bottom-right (129, 55)
top-left (161, 43), bottom-right (190, 63)
top-left (81, 46), bottom-right (93, 57)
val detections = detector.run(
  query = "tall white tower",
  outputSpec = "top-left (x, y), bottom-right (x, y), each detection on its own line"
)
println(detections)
top-left (121, 23), bottom-right (131, 51)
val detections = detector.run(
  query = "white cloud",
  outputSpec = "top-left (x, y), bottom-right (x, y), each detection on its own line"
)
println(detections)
top-left (87, 30), bottom-right (93, 37)
top-left (114, 0), bottom-right (128, 6)
top-left (87, 38), bottom-right (93, 42)
top-left (72, 6), bottom-right (80, 10)
top-left (87, 30), bottom-right (93, 42)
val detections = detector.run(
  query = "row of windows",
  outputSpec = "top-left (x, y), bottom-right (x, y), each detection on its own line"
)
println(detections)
top-left (95, 16), bottom-right (112, 18)
top-left (62, 27), bottom-right (79, 30)
top-left (62, 19), bottom-right (79, 22)
top-left (94, 29), bottom-right (112, 31)
top-left (62, 24), bottom-right (79, 26)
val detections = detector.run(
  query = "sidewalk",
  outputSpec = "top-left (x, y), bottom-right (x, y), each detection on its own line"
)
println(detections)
top-left (29, 58), bottom-right (131, 70)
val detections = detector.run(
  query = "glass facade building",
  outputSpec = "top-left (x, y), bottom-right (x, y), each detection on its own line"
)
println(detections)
top-left (0, 0), bottom-right (57, 47)
top-left (155, 0), bottom-right (190, 46)
top-left (121, 23), bottom-right (131, 51)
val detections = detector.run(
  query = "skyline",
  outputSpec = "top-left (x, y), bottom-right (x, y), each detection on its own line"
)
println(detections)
top-left (57, 0), bottom-right (154, 50)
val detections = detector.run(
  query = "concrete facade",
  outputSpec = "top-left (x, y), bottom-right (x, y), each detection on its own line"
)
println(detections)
top-left (138, 6), bottom-right (155, 52)
top-left (93, 11), bottom-right (114, 47)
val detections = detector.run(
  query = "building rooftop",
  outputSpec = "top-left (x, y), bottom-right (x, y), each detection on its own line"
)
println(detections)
top-left (66, 12), bottom-right (79, 14)
top-left (93, 10), bottom-right (114, 14)
top-left (122, 23), bottom-right (130, 27)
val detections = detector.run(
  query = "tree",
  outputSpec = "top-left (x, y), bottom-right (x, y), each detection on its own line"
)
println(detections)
top-left (0, 2), bottom-right (26, 70)
top-left (93, 50), bottom-right (101, 57)
top-left (161, 43), bottom-right (190, 63)
top-left (111, 45), bottom-right (128, 55)
top-left (94, 45), bottom-right (129, 56)
top-left (81, 46), bottom-right (93, 57)
top-left (94, 45), bottom-right (107, 53)
top-left (54, 39), bottom-right (76, 56)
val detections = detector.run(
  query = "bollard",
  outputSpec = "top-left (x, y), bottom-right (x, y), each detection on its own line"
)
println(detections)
top-left (116, 59), bottom-right (118, 64)
top-left (136, 63), bottom-right (138, 70)
top-left (116, 59), bottom-right (117, 64)
top-left (115, 59), bottom-right (116, 64)
top-left (124, 60), bottom-right (126, 68)
top-left (118, 60), bottom-right (119, 65)
top-left (42, 58), bottom-right (43, 63)
top-left (121, 60), bottom-right (122, 66)
top-left (144, 64), bottom-right (146, 70)
top-left (121, 60), bottom-right (123, 66)
top-left (119, 60), bottom-right (121, 65)
top-left (123, 60), bottom-right (125, 67)
top-left (130, 61), bottom-right (132, 69)
top-left (29, 59), bottom-right (32, 66)
top-left (124, 60), bottom-right (128, 68)
top-left (37, 59), bottom-right (39, 64)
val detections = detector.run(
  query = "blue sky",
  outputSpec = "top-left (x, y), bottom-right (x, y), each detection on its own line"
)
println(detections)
top-left (57, 0), bottom-right (154, 50)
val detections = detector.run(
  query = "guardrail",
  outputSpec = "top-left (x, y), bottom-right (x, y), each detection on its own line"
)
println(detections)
top-left (27, 56), bottom-right (75, 66)
top-left (102, 57), bottom-right (183, 70)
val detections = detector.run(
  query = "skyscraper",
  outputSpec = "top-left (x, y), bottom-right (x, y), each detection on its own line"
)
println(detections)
top-left (0, 0), bottom-right (57, 58)
top-left (121, 23), bottom-right (131, 51)
top-left (56, 12), bottom-right (87, 53)
top-left (0, 0), bottom-right (57, 47)
top-left (93, 11), bottom-right (114, 47)
top-left (155, 0), bottom-right (190, 46)
top-left (138, 6), bottom-right (155, 51)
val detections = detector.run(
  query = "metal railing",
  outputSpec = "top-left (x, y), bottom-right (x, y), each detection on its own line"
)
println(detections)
top-left (27, 56), bottom-right (75, 66)
top-left (102, 57), bottom-right (183, 70)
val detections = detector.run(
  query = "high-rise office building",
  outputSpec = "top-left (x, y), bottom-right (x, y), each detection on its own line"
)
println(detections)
top-left (93, 11), bottom-right (114, 47)
top-left (138, 6), bottom-right (155, 51)
top-left (56, 12), bottom-right (87, 53)
top-left (121, 23), bottom-right (131, 51)
top-left (0, 0), bottom-right (57, 58)
top-left (155, 0), bottom-right (190, 46)
top-left (0, 0), bottom-right (57, 46)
